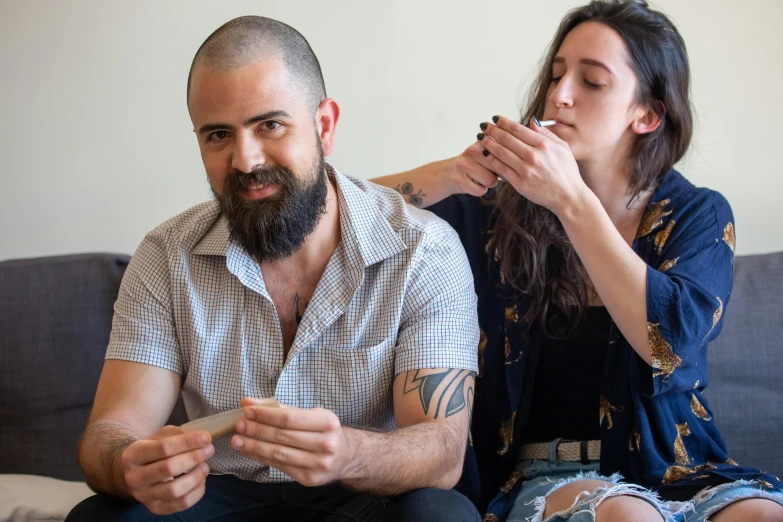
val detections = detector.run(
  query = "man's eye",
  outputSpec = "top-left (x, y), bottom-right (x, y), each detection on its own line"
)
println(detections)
top-left (209, 130), bottom-right (229, 141)
top-left (263, 121), bottom-right (281, 130)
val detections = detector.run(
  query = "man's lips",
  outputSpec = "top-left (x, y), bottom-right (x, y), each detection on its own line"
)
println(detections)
top-left (241, 182), bottom-right (278, 200)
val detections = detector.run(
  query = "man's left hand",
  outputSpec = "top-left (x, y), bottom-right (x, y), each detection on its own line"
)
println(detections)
top-left (231, 397), bottom-right (355, 486)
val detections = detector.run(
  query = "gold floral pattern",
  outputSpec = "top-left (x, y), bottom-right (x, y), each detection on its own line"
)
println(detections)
top-left (648, 323), bottom-right (682, 379)
top-left (659, 258), bottom-right (679, 272)
top-left (703, 297), bottom-right (724, 342)
top-left (691, 394), bottom-right (712, 421)
top-left (629, 430), bottom-right (641, 452)
top-left (655, 219), bottom-right (677, 254)
top-left (501, 463), bottom-right (526, 493)
top-left (723, 222), bottom-right (736, 253)
top-left (477, 329), bottom-right (487, 378)
top-left (637, 199), bottom-right (673, 239)
top-left (484, 515), bottom-right (500, 522)
top-left (505, 305), bottom-right (519, 324)
top-left (758, 480), bottom-right (774, 489)
top-left (662, 463), bottom-right (716, 484)
top-left (674, 423), bottom-right (692, 465)
top-left (599, 396), bottom-right (618, 430)
top-left (713, 297), bottom-right (724, 329)
top-left (725, 458), bottom-right (738, 466)
top-left (497, 411), bottom-right (517, 456)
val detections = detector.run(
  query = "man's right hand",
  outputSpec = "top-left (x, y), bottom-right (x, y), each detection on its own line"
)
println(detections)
top-left (121, 426), bottom-right (214, 515)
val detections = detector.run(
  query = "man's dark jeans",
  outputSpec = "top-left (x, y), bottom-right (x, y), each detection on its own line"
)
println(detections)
top-left (65, 474), bottom-right (482, 521)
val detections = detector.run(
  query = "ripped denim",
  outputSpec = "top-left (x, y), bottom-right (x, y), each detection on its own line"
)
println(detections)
top-left (504, 440), bottom-right (783, 522)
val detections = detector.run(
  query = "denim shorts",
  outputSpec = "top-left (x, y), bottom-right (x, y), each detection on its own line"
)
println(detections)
top-left (505, 440), bottom-right (783, 522)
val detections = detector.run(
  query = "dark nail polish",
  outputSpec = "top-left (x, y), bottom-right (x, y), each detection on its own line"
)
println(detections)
top-left (482, 149), bottom-right (490, 157)
top-left (492, 115), bottom-right (499, 124)
top-left (480, 122), bottom-right (488, 131)
top-left (477, 133), bottom-right (484, 141)
top-left (533, 116), bottom-right (541, 127)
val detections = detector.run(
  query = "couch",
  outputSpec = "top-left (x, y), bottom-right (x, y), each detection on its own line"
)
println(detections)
top-left (1, 251), bottom-right (782, 519)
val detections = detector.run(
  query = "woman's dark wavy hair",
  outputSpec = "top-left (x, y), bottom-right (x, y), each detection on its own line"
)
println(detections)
top-left (491, 0), bottom-right (692, 337)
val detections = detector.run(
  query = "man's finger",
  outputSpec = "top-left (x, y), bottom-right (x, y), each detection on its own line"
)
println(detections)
top-left (146, 478), bottom-right (207, 516)
top-left (232, 435), bottom-right (324, 470)
top-left (135, 462), bottom-right (209, 503)
top-left (236, 419), bottom-right (327, 452)
top-left (124, 431), bottom-right (212, 467)
top-left (245, 406), bottom-right (340, 432)
top-left (127, 444), bottom-right (214, 487)
top-left (239, 397), bottom-right (282, 408)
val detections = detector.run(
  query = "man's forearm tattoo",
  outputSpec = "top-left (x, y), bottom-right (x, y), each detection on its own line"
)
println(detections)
top-left (394, 182), bottom-right (426, 207)
top-left (403, 369), bottom-right (476, 419)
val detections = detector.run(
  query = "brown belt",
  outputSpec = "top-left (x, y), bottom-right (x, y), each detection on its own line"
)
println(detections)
top-left (518, 440), bottom-right (601, 463)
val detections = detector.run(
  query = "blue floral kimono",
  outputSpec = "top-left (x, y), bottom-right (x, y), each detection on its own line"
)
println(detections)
top-left (427, 169), bottom-right (782, 519)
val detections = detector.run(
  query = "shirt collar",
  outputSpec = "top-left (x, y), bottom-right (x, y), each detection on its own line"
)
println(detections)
top-left (331, 165), bottom-right (407, 267)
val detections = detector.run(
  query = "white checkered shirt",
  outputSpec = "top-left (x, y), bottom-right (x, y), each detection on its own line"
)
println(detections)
top-left (106, 167), bottom-right (479, 483)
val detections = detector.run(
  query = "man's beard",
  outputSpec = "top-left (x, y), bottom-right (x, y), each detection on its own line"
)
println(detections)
top-left (213, 150), bottom-right (328, 263)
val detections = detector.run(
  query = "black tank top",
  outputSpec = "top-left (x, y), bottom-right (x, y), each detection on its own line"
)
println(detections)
top-left (524, 306), bottom-right (612, 443)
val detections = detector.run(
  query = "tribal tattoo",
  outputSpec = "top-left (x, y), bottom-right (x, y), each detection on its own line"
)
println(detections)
top-left (403, 369), bottom-right (475, 419)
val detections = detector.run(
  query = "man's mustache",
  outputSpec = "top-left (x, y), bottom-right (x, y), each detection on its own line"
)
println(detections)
top-left (225, 166), bottom-right (293, 190)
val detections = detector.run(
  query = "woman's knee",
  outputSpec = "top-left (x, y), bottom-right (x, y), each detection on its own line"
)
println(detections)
top-left (544, 480), bottom-right (611, 518)
top-left (543, 480), bottom-right (663, 522)
top-left (595, 495), bottom-right (664, 522)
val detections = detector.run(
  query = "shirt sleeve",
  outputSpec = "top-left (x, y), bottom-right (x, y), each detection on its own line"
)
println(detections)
top-left (105, 233), bottom-right (183, 375)
top-left (394, 219), bottom-right (480, 375)
top-left (640, 191), bottom-right (735, 396)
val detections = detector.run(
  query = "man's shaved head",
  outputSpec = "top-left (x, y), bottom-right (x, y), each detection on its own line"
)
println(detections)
top-left (187, 15), bottom-right (326, 112)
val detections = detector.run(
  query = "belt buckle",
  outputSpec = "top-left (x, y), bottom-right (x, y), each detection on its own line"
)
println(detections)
top-left (554, 438), bottom-right (575, 462)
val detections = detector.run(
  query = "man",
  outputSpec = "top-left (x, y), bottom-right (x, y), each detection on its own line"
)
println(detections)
top-left (66, 15), bottom-right (480, 522)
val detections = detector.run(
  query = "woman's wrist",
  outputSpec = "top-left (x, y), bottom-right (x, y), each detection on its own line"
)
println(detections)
top-left (555, 185), bottom-right (601, 227)
top-left (437, 157), bottom-right (461, 197)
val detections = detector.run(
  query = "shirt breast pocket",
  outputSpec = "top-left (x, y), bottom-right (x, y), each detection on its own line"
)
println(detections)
top-left (301, 336), bottom-right (397, 427)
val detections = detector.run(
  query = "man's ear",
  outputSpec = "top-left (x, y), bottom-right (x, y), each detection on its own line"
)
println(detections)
top-left (315, 98), bottom-right (340, 156)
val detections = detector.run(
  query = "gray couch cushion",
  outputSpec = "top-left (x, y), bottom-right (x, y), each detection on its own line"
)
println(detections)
top-left (707, 251), bottom-right (783, 478)
top-left (0, 254), bottom-right (186, 481)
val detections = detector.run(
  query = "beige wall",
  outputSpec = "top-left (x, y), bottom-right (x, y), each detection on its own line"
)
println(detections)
top-left (1, 0), bottom-right (781, 259)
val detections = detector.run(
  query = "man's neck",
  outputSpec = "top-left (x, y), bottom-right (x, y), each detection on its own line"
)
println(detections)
top-left (261, 173), bottom-right (341, 280)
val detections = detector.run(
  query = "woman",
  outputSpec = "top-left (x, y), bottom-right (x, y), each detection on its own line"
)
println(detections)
top-left (372, 1), bottom-right (783, 521)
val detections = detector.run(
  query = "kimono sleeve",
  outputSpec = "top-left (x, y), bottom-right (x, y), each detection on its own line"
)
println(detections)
top-left (641, 191), bottom-right (736, 396)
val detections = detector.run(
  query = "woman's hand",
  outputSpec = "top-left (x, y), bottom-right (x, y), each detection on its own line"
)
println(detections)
top-left (479, 115), bottom-right (588, 217)
top-left (443, 140), bottom-right (502, 197)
